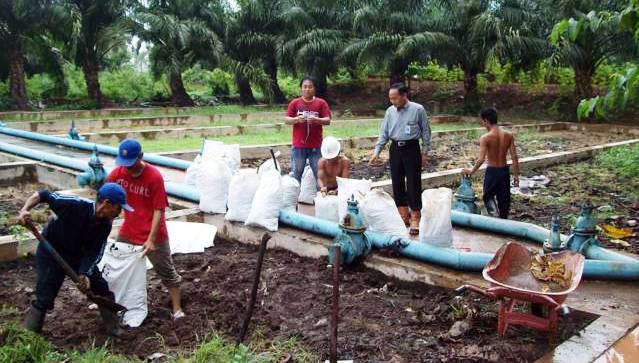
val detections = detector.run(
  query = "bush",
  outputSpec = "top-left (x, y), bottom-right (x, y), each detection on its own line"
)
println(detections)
top-left (100, 66), bottom-right (168, 102)
top-left (595, 144), bottom-right (639, 180)
top-left (207, 69), bottom-right (235, 96)
top-left (278, 75), bottom-right (300, 100)
top-left (408, 61), bottom-right (463, 82)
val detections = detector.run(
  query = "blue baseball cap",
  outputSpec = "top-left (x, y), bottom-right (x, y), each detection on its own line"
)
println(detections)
top-left (116, 139), bottom-right (142, 167)
top-left (98, 183), bottom-right (134, 212)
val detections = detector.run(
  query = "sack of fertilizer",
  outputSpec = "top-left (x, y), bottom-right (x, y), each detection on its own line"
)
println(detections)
top-left (202, 140), bottom-right (241, 173)
top-left (184, 154), bottom-right (201, 186)
top-left (281, 175), bottom-right (300, 211)
top-left (361, 189), bottom-right (408, 238)
top-left (226, 169), bottom-right (260, 222)
top-left (337, 177), bottom-right (372, 223)
top-left (245, 169), bottom-right (283, 231)
top-left (197, 158), bottom-right (232, 214)
top-left (314, 193), bottom-right (340, 222)
top-left (419, 187), bottom-right (453, 247)
top-left (98, 241), bottom-right (147, 327)
top-left (258, 151), bottom-right (281, 177)
top-left (298, 165), bottom-right (317, 204)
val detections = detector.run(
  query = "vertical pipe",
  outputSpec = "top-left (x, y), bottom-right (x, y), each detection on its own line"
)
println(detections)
top-left (236, 234), bottom-right (271, 346)
top-left (330, 245), bottom-right (340, 363)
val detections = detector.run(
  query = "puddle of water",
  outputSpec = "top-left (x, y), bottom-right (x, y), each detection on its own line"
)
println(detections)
top-left (593, 325), bottom-right (639, 363)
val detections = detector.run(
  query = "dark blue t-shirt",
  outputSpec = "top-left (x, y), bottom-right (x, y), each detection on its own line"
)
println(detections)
top-left (39, 190), bottom-right (112, 276)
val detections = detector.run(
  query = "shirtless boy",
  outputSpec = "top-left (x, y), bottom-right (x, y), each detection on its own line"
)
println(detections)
top-left (462, 108), bottom-right (519, 219)
top-left (317, 136), bottom-right (350, 195)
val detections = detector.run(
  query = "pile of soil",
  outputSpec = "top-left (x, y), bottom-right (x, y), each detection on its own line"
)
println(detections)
top-left (0, 183), bottom-right (50, 235)
top-left (0, 238), bottom-right (596, 362)
top-left (242, 130), bottom-right (634, 182)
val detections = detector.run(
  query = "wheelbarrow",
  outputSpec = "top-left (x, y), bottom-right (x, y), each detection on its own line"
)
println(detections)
top-left (456, 242), bottom-right (585, 344)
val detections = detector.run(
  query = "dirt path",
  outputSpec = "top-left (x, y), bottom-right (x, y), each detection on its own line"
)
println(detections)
top-left (0, 238), bottom-right (595, 362)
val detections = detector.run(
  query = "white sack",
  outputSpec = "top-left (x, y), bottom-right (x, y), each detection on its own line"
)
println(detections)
top-left (298, 165), bottom-right (317, 204)
top-left (226, 169), bottom-right (261, 222)
top-left (337, 177), bottom-right (372, 223)
top-left (258, 150), bottom-right (281, 177)
top-left (314, 193), bottom-right (340, 222)
top-left (419, 188), bottom-right (453, 247)
top-left (197, 158), bottom-right (232, 214)
top-left (166, 221), bottom-right (216, 253)
top-left (361, 189), bottom-right (408, 238)
top-left (98, 241), bottom-right (147, 327)
top-left (184, 154), bottom-right (201, 186)
top-left (202, 140), bottom-right (241, 173)
top-left (245, 170), bottom-right (282, 231)
top-left (281, 175), bottom-right (300, 211)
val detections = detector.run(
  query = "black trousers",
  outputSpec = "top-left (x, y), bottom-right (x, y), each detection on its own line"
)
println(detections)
top-left (33, 243), bottom-right (114, 311)
top-left (483, 166), bottom-right (511, 219)
top-left (389, 140), bottom-right (422, 211)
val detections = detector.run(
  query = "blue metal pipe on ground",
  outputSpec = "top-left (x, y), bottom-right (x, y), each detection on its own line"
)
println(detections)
top-left (0, 125), bottom-right (192, 170)
top-left (0, 141), bottom-right (199, 203)
top-left (451, 210), bottom-right (638, 264)
top-left (279, 210), bottom-right (639, 280)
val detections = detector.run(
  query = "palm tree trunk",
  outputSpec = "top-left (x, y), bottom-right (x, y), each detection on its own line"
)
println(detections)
top-left (463, 69), bottom-right (481, 113)
top-left (236, 73), bottom-right (256, 105)
top-left (7, 39), bottom-right (29, 110)
top-left (264, 58), bottom-right (287, 104)
top-left (574, 66), bottom-right (594, 103)
top-left (82, 56), bottom-right (103, 107)
top-left (169, 71), bottom-right (194, 107)
top-left (389, 59), bottom-right (409, 86)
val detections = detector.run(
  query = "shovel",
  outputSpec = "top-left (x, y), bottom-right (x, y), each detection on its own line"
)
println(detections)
top-left (24, 220), bottom-right (127, 313)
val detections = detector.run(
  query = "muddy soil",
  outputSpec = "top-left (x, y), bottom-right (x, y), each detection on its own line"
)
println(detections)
top-left (0, 238), bottom-right (596, 362)
top-left (0, 183), bottom-right (51, 235)
top-left (242, 130), bottom-right (635, 182)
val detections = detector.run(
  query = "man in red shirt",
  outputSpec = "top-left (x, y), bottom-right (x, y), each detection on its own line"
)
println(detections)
top-left (107, 139), bottom-right (184, 320)
top-left (285, 76), bottom-right (332, 182)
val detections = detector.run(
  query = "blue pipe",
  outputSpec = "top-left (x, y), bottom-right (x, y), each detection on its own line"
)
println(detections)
top-left (0, 126), bottom-right (192, 170)
top-left (279, 210), bottom-right (639, 280)
top-left (0, 141), bottom-right (199, 203)
top-left (2, 132), bottom-right (638, 280)
top-left (451, 210), bottom-right (638, 264)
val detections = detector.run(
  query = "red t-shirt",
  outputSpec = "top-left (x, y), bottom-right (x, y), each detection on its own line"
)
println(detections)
top-left (107, 164), bottom-right (169, 245)
top-left (286, 97), bottom-right (331, 148)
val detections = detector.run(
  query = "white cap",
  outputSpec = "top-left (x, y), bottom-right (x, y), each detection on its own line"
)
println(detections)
top-left (321, 136), bottom-right (341, 159)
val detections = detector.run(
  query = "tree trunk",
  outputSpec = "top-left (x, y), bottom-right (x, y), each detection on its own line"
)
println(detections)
top-left (236, 73), bottom-right (256, 105)
top-left (463, 69), bottom-right (481, 114)
top-left (389, 59), bottom-right (409, 86)
top-left (7, 39), bottom-right (29, 110)
top-left (264, 58), bottom-right (287, 104)
top-left (82, 55), bottom-right (103, 107)
top-left (169, 71), bottom-right (194, 107)
top-left (574, 66), bottom-right (594, 103)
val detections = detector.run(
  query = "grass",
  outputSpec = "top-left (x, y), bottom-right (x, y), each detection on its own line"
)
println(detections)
top-left (133, 121), bottom-right (480, 152)
top-left (0, 313), bottom-right (318, 363)
top-left (595, 143), bottom-right (639, 180)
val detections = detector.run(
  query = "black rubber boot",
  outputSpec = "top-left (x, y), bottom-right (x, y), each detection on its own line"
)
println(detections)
top-left (99, 308), bottom-right (123, 337)
top-left (22, 305), bottom-right (45, 333)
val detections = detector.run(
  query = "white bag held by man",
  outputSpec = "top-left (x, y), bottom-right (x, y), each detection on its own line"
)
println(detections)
top-left (197, 158), bottom-right (232, 214)
top-left (98, 241), bottom-right (147, 328)
top-left (245, 169), bottom-right (283, 231)
top-left (281, 175), bottom-right (300, 211)
top-left (314, 193), bottom-right (340, 222)
top-left (226, 169), bottom-right (261, 222)
top-left (298, 165), bottom-right (317, 204)
top-left (361, 189), bottom-right (408, 238)
top-left (337, 177), bottom-right (372, 222)
top-left (202, 140), bottom-right (241, 173)
top-left (184, 154), bottom-right (201, 186)
top-left (419, 187), bottom-right (453, 247)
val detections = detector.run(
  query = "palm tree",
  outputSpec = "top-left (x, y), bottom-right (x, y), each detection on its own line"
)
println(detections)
top-left (341, 0), bottom-right (426, 85)
top-left (52, 0), bottom-right (133, 107)
top-left (137, 0), bottom-right (225, 107)
top-left (547, 0), bottom-right (633, 102)
top-left (226, 0), bottom-right (287, 104)
top-left (0, 0), bottom-right (52, 110)
top-left (279, 0), bottom-right (353, 99)
top-left (398, 0), bottom-right (545, 112)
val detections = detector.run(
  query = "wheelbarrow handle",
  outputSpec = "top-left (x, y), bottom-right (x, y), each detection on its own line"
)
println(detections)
top-left (455, 284), bottom-right (497, 299)
top-left (24, 220), bottom-right (81, 284)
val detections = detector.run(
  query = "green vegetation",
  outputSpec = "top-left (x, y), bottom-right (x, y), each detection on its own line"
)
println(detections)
top-left (595, 143), bottom-right (639, 180)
